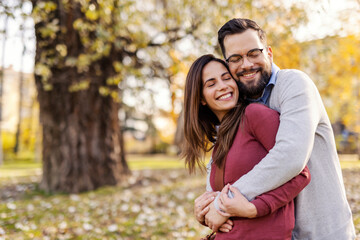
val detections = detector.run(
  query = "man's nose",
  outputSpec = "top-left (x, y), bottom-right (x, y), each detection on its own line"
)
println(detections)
top-left (241, 56), bottom-right (254, 68)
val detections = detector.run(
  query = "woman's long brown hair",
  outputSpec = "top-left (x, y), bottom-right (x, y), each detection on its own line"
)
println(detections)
top-left (181, 54), bottom-right (247, 173)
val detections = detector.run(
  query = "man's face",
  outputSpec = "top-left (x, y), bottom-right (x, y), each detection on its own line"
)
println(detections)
top-left (223, 29), bottom-right (273, 99)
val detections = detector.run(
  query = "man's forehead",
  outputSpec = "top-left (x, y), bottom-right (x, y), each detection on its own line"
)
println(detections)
top-left (224, 32), bottom-right (264, 56)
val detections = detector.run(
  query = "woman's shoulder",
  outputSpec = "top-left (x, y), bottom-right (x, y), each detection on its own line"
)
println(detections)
top-left (244, 103), bottom-right (279, 123)
top-left (245, 103), bottom-right (278, 115)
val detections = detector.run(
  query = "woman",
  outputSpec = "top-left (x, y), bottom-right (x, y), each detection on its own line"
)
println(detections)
top-left (182, 54), bottom-right (310, 239)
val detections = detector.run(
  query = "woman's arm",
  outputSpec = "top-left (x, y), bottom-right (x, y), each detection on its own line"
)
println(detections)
top-left (252, 166), bottom-right (310, 217)
top-left (218, 166), bottom-right (310, 218)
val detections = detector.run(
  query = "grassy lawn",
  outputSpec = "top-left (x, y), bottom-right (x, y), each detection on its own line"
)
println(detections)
top-left (0, 154), bottom-right (186, 179)
top-left (0, 161), bottom-right (208, 239)
top-left (0, 160), bottom-right (42, 178)
top-left (127, 154), bottom-right (185, 170)
top-left (0, 154), bottom-right (359, 239)
top-left (1, 154), bottom-right (359, 179)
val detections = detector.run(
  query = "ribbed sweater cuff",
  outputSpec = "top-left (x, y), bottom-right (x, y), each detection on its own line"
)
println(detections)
top-left (251, 197), bottom-right (271, 217)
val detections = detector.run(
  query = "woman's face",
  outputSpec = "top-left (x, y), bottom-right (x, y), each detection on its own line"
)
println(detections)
top-left (201, 61), bottom-right (239, 121)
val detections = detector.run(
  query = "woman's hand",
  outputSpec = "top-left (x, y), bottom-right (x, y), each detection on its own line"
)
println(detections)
top-left (218, 219), bottom-right (233, 233)
top-left (217, 184), bottom-right (257, 218)
top-left (205, 201), bottom-right (229, 232)
top-left (194, 191), bottom-right (218, 225)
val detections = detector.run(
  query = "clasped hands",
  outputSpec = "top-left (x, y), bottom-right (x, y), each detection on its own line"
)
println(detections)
top-left (194, 184), bottom-right (257, 232)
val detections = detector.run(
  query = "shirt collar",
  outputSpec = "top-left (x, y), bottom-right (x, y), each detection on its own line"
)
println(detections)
top-left (268, 63), bottom-right (280, 86)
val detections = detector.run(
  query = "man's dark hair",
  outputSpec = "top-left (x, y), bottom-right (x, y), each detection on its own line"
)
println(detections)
top-left (218, 18), bottom-right (267, 58)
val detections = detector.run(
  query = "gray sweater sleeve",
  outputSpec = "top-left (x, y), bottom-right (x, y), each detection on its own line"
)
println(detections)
top-left (205, 157), bottom-right (213, 192)
top-left (221, 70), bottom-right (321, 202)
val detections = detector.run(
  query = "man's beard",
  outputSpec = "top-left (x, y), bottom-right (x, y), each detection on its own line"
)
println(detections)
top-left (236, 67), bottom-right (271, 99)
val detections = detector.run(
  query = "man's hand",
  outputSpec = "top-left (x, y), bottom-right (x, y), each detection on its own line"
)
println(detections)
top-left (204, 201), bottom-right (228, 232)
top-left (194, 191), bottom-right (218, 225)
top-left (218, 184), bottom-right (257, 218)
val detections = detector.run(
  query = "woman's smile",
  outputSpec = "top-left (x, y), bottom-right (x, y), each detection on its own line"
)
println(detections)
top-left (217, 92), bottom-right (233, 100)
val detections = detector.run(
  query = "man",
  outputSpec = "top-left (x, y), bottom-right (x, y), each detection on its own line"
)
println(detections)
top-left (195, 18), bottom-right (355, 239)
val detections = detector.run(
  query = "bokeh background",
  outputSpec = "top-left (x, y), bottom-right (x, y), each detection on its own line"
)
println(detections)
top-left (0, 0), bottom-right (359, 239)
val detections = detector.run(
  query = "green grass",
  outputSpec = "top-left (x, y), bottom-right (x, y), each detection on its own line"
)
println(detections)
top-left (0, 160), bottom-right (42, 178)
top-left (340, 160), bottom-right (360, 169)
top-left (0, 167), bottom-right (208, 239)
top-left (127, 154), bottom-right (184, 170)
top-left (0, 154), bottom-right (359, 179)
top-left (0, 154), bottom-right (185, 179)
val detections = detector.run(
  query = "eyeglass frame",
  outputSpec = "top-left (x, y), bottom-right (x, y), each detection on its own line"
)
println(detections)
top-left (225, 48), bottom-right (265, 64)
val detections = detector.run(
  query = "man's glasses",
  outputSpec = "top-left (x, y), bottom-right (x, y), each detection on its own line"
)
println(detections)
top-left (226, 48), bottom-right (264, 65)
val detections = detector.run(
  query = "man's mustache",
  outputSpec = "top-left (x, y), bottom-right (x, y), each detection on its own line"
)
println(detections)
top-left (236, 67), bottom-right (262, 78)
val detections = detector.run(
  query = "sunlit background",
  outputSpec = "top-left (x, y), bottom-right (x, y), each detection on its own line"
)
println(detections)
top-left (0, 0), bottom-right (359, 239)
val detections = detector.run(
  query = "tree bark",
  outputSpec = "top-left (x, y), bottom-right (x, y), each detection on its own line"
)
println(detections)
top-left (38, 82), bottom-right (129, 193)
top-left (32, 0), bottom-right (130, 193)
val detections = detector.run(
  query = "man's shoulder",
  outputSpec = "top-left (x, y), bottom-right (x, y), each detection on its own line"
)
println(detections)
top-left (269, 68), bottom-right (320, 109)
top-left (275, 69), bottom-right (314, 89)
top-left (277, 69), bottom-right (309, 82)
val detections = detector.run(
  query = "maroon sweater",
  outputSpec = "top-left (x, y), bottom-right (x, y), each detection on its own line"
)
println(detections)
top-left (210, 103), bottom-right (311, 240)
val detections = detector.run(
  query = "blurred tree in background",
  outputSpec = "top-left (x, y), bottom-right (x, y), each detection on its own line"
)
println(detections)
top-left (300, 35), bottom-right (360, 155)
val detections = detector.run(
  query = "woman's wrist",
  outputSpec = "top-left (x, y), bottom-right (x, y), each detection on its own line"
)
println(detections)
top-left (246, 202), bottom-right (257, 218)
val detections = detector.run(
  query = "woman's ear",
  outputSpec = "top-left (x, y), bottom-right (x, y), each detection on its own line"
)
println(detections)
top-left (201, 99), bottom-right (206, 105)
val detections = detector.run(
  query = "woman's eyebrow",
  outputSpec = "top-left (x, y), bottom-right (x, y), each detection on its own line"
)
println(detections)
top-left (221, 72), bottom-right (229, 77)
top-left (204, 78), bottom-right (215, 84)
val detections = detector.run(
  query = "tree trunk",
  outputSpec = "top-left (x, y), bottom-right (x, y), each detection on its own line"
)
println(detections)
top-left (38, 82), bottom-right (130, 193)
top-left (32, 0), bottom-right (130, 193)
top-left (0, 15), bottom-right (9, 165)
top-left (14, 13), bottom-right (26, 154)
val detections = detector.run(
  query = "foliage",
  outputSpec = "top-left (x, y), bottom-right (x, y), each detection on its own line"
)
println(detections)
top-left (299, 34), bottom-right (360, 144)
top-left (1, 132), bottom-right (15, 155)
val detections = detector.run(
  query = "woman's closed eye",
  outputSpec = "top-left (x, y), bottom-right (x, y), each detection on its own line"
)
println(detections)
top-left (222, 73), bottom-right (232, 81)
top-left (205, 81), bottom-right (215, 87)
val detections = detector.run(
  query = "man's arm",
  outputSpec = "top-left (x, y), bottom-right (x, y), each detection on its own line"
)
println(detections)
top-left (251, 165), bottom-right (310, 216)
top-left (205, 158), bottom-right (213, 192)
top-left (229, 70), bottom-right (320, 201)
top-left (218, 166), bottom-right (310, 218)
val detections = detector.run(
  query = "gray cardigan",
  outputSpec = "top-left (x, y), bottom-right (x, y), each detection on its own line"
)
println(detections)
top-left (206, 69), bottom-right (355, 239)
